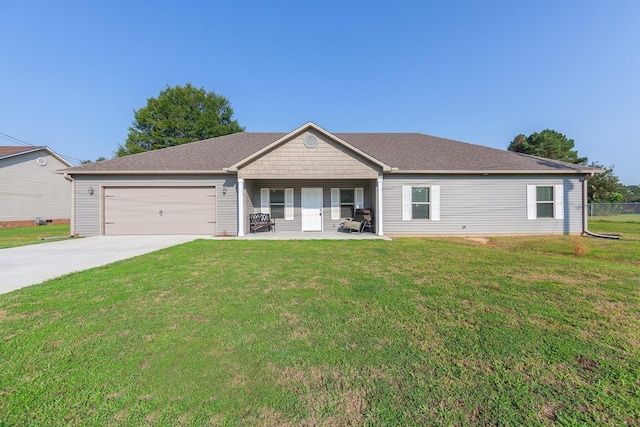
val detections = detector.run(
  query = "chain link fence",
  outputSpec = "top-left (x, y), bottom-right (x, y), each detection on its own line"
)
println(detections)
top-left (588, 203), bottom-right (640, 219)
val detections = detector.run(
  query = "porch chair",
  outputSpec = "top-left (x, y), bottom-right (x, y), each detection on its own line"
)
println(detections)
top-left (354, 208), bottom-right (374, 233)
top-left (341, 218), bottom-right (362, 233)
top-left (341, 209), bottom-right (374, 233)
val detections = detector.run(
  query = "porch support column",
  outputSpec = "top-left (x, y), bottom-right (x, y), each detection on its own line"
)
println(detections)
top-left (376, 176), bottom-right (384, 235)
top-left (237, 178), bottom-right (245, 237)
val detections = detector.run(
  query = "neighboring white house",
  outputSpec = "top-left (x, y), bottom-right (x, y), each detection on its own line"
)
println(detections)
top-left (0, 146), bottom-right (72, 228)
top-left (60, 122), bottom-right (600, 237)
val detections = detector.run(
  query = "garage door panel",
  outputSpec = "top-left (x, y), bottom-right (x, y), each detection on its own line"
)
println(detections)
top-left (104, 187), bottom-right (216, 235)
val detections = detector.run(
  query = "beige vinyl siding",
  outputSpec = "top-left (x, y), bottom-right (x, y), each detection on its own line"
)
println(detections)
top-left (239, 132), bottom-right (380, 180)
top-left (382, 175), bottom-right (584, 235)
top-left (73, 175), bottom-right (236, 236)
top-left (248, 179), bottom-right (372, 232)
top-left (0, 151), bottom-right (70, 221)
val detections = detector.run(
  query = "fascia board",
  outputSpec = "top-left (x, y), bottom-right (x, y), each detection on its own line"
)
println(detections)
top-left (1, 147), bottom-right (73, 167)
top-left (386, 169), bottom-right (601, 175)
top-left (57, 169), bottom-right (232, 175)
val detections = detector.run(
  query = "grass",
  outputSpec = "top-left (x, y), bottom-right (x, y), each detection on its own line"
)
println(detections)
top-left (1, 224), bottom-right (639, 426)
top-left (589, 213), bottom-right (640, 222)
top-left (0, 224), bottom-right (71, 249)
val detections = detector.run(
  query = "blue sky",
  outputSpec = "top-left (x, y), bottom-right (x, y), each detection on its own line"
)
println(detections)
top-left (1, 0), bottom-right (639, 184)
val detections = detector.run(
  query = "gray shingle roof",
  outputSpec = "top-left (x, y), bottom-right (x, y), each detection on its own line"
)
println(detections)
top-left (61, 133), bottom-right (284, 173)
top-left (334, 133), bottom-right (593, 173)
top-left (0, 146), bottom-right (46, 159)
top-left (61, 130), bottom-right (597, 174)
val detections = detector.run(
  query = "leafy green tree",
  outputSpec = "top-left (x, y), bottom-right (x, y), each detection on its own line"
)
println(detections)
top-left (586, 162), bottom-right (626, 203)
top-left (624, 185), bottom-right (640, 202)
top-left (507, 130), bottom-right (629, 203)
top-left (80, 156), bottom-right (107, 164)
top-left (116, 84), bottom-right (244, 157)
top-left (508, 129), bottom-right (588, 164)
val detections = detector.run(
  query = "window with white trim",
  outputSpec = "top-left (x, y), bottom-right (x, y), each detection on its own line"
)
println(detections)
top-left (526, 184), bottom-right (564, 220)
top-left (536, 186), bottom-right (554, 218)
top-left (270, 189), bottom-right (285, 219)
top-left (340, 189), bottom-right (355, 218)
top-left (411, 187), bottom-right (430, 219)
top-left (261, 188), bottom-right (294, 220)
top-left (331, 188), bottom-right (364, 219)
top-left (402, 185), bottom-right (440, 221)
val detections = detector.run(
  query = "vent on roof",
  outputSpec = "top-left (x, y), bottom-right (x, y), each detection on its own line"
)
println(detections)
top-left (36, 157), bottom-right (47, 166)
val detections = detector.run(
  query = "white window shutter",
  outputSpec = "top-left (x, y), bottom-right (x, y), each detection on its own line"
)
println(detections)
top-left (285, 188), bottom-right (294, 220)
top-left (331, 188), bottom-right (340, 220)
top-left (402, 185), bottom-right (412, 221)
top-left (431, 185), bottom-right (440, 221)
top-left (355, 188), bottom-right (364, 209)
top-left (554, 184), bottom-right (564, 220)
top-left (526, 185), bottom-right (536, 220)
top-left (260, 188), bottom-right (270, 214)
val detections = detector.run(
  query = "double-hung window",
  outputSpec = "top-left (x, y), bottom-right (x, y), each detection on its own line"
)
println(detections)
top-left (527, 184), bottom-right (564, 220)
top-left (402, 185), bottom-right (440, 221)
top-left (411, 187), bottom-right (430, 219)
top-left (331, 188), bottom-right (364, 220)
top-left (269, 189), bottom-right (285, 219)
top-left (536, 186), bottom-right (554, 218)
top-left (261, 188), bottom-right (294, 220)
top-left (340, 189), bottom-right (355, 218)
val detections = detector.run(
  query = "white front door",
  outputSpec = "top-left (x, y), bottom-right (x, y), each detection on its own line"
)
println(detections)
top-left (301, 188), bottom-right (323, 231)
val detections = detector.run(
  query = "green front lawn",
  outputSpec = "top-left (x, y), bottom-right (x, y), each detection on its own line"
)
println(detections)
top-left (0, 224), bottom-right (71, 249)
top-left (1, 224), bottom-right (638, 426)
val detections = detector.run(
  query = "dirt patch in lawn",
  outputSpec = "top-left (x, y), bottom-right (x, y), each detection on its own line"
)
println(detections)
top-left (464, 237), bottom-right (491, 244)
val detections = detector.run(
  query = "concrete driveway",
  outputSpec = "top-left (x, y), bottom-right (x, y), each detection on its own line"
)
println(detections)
top-left (0, 235), bottom-right (205, 295)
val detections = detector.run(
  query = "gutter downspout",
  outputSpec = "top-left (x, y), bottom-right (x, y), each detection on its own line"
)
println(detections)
top-left (582, 173), bottom-right (621, 240)
top-left (63, 173), bottom-right (75, 237)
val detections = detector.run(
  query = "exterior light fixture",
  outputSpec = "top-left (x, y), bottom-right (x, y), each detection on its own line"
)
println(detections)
top-left (88, 187), bottom-right (95, 195)
top-left (222, 186), bottom-right (227, 195)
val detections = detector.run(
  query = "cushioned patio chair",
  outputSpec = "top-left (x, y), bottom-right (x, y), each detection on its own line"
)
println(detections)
top-left (354, 208), bottom-right (374, 233)
top-left (341, 218), bottom-right (362, 233)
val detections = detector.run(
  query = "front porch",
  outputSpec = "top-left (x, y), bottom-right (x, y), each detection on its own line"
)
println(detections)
top-left (237, 178), bottom-right (384, 237)
top-left (231, 125), bottom-right (389, 237)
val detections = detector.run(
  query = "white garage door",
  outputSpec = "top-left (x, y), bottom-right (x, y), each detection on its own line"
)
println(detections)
top-left (104, 187), bottom-right (216, 235)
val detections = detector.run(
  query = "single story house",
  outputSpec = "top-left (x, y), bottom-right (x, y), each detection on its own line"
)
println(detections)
top-left (60, 122), bottom-right (599, 237)
top-left (1, 146), bottom-right (72, 228)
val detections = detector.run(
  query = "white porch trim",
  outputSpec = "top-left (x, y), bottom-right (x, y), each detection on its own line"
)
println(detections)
top-left (237, 178), bottom-right (245, 236)
top-left (377, 177), bottom-right (384, 235)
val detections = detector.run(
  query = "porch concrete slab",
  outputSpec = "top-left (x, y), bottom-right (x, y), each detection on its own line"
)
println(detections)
top-left (0, 235), bottom-right (204, 295)
top-left (235, 231), bottom-right (391, 240)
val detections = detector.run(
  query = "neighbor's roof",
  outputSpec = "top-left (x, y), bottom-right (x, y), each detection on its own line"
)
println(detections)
top-left (0, 146), bottom-right (73, 166)
top-left (60, 123), bottom-right (598, 175)
top-left (0, 146), bottom-right (47, 158)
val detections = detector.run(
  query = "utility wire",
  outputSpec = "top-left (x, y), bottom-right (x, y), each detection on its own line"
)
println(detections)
top-left (0, 131), bottom-right (34, 146)
top-left (0, 130), bottom-right (83, 165)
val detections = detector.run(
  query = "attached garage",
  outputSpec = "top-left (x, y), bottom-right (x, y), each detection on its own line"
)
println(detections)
top-left (103, 186), bottom-right (216, 235)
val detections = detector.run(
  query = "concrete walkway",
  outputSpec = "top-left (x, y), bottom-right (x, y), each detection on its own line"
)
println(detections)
top-left (0, 235), bottom-right (204, 295)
